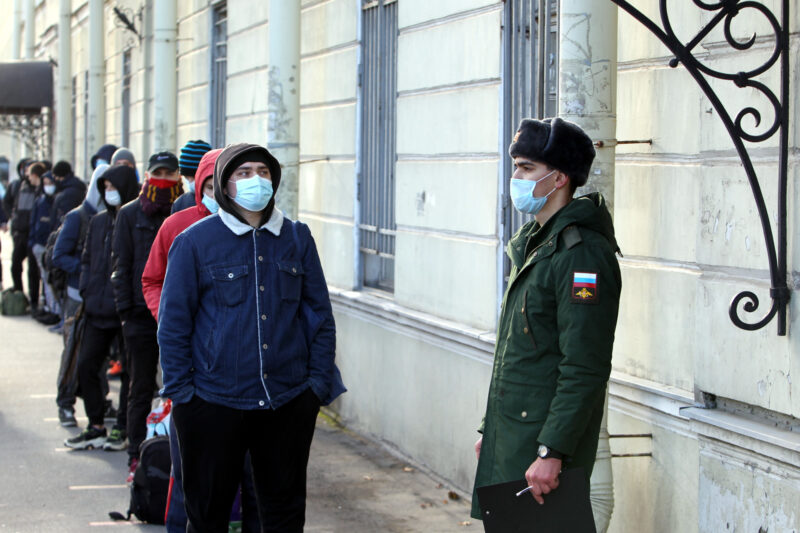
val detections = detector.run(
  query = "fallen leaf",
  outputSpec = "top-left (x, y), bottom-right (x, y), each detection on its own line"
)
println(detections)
top-left (458, 520), bottom-right (471, 526)
top-left (436, 483), bottom-right (444, 489)
top-left (403, 466), bottom-right (414, 473)
top-left (448, 490), bottom-right (460, 501)
top-left (363, 475), bottom-right (373, 481)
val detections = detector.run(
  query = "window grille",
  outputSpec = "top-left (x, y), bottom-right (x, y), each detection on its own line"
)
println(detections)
top-left (359, 0), bottom-right (398, 292)
top-left (121, 50), bottom-right (132, 147)
top-left (210, 3), bottom-right (227, 148)
top-left (502, 0), bottom-right (559, 281)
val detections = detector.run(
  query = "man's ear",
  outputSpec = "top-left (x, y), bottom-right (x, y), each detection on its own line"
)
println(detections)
top-left (555, 171), bottom-right (570, 190)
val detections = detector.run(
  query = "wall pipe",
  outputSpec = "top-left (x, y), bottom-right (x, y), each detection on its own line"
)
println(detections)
top-left (87, 0), bottom-right (105, 158)
top-left (24, 0), bottom-right (34, 59)
top-left (267, 0), bottom-right (301, 220)
top-left (152, 0), bottom-right (176, 152)
top-left (558, 2), bottom-right (619, 531)
top-left (55, 0), bottom-right (72, 162)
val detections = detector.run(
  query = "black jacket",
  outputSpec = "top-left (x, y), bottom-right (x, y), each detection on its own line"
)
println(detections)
top-left (5, 179), bottom-right (38, 237)
top-left (111, 198), bottom-right (168, 318)
top-left (51, 174), bottom-right (87, 227)
top-left (80, 166), bottom-right (139, 327)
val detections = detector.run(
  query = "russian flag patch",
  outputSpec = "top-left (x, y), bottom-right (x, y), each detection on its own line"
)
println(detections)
top-left (572, 271), bottom-right (598, 303)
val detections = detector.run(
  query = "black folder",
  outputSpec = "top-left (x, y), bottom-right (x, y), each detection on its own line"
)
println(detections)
top-left (476, 467), bottom-right (596, 533)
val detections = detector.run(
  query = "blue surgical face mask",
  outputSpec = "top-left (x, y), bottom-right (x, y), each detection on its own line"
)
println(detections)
top-left (229, 176), bottom-right (273, 212)
top-left (510, 169), bottom-right (557, 215)
top-left (182, 177), bottom-right (195, 193)
top-left (105, 189), bottom-right (122, 207)
top-left (44, 184), bottom-right (57, 196)
top-left (201, 193), bottom-right (219, 214)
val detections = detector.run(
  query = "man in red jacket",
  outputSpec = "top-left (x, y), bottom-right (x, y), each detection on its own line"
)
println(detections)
top-left (141, 148), bottom-right (222, 320)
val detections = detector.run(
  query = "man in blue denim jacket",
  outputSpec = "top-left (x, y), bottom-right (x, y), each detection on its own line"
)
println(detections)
top-left (158, 143), bottom-right (345, 533)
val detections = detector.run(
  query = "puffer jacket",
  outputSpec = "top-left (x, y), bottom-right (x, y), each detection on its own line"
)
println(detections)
top-left (51, 174), bottom-right (87, 228)
top-left (28, 189), bottom-right (54, 247)
top-left (158, 143), bottom-right (345, 411)
top-left (79, 166), bottom-right (139, 328)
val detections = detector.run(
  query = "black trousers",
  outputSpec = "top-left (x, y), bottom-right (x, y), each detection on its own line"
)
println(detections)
top-left (10, 233), bottom-right (39, 307)
top-left (123, 314), bottom-right (160, 460)
top-left (77, 320), bottom-right (129, 428)
top-left (172, 389), bottom-right (320, 533)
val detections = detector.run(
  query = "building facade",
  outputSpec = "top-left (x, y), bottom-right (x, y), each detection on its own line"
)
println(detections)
top-left (1, 1), bottom-right (798, 531)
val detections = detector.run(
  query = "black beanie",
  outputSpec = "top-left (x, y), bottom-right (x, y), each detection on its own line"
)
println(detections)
top-left (508, 117), bottom-right (596, 187)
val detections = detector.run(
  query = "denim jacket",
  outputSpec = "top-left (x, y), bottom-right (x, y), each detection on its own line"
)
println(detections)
top-left (158, 207), bottom-right (345, 410)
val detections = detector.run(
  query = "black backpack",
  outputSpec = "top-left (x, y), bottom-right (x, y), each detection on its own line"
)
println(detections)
top-left (42, 206), bottom-right (90, 298)
top-left (109, 435), bottom-right (171, 524)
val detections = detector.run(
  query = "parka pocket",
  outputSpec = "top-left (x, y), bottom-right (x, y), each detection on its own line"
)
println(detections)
top-left (210, 264), bottom-right (249, 307)
top-left (278, 261), bottom-right (303, 301)
top-left (521, 290), bottom-right (537, 350)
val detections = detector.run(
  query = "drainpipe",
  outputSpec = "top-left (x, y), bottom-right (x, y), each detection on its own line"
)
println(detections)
top-left (558, 2), bottom-right (618, 532)
top-left (141, 0), bottom-right (153, 164)
top-left (87, 0), bottom-right (105, 157)
top-left (55, 0), bottom-right (72, 162)
top-left (152, 0), bottom-right (177, 153)
top-left (11, 0), bottom-right (22, 163)
top-left (267, 1), bottom-right (300, 220)
top-left (24, 0), bottom-right (34, 59)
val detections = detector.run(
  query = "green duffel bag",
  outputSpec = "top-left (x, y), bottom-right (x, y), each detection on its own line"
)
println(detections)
top-left (1, 288), bottom-right (29, 316)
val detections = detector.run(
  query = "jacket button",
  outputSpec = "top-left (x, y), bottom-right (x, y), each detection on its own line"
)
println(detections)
top-left (521, 306), bottom-right (525, 313)
top-left (262, 343), bottom-right (268, 350)
top-left (548, 240), bottom-right (553, 246)
top-left (227, 272), bottom-right (234, 279)
top-left (258, 256), bottom-right (263, 262)
top-left (263, 373), bottom-right (268, 379)
top-left (523, 327), bottom-right (529, 334)
top-left (533, 251), bottom-right (538, 258)
top-left (292, 267), bottom-right (297, 274)
top-left (521, 411), bottom-right (528, 418)
top-left (259, 285), bottom-right (265, 291)
top-left (258, 400), bottom-right (265, 406)
top-left (261, 314), bottom-right (267, 320)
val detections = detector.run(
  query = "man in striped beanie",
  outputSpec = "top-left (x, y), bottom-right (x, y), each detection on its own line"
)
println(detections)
top-left (172, 139), bottom-right (212, 214)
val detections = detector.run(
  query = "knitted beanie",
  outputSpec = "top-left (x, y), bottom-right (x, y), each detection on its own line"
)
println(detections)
top-left (179, 140), bottom-right (213, 177)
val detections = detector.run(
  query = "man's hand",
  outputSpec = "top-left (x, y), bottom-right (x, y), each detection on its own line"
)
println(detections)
top-left (474, 436), bottom-right (482, 460)
top-left (524, 457), bottom-right (562, 504)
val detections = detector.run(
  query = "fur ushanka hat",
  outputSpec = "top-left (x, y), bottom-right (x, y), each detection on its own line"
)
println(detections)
top-left (508, 117), bottom-right (596, 187)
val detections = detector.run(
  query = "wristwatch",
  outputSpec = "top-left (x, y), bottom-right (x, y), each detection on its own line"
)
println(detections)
top-left (537, 444), bottom-right (564, 460)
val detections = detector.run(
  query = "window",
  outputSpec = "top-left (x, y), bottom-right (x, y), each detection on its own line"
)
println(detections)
top-left (502, 0), bottom-right (559, 281)
top-left (210, 3), bottom-right (227, 148)
top-left (359, 0), bottom-right (398, 292)
top-left (121, 49), bottom-right (132, 147)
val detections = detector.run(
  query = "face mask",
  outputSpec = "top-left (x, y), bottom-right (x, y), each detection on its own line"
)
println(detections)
top-left (229, 176), bottom-right (273, 212)
top-left (44, 184), bottom-right (56, 196)
top-left (105, 190), bottom-right (122, 206)
top-left (201, 193), bottom-right (219, 214)
top-left (182, 177), bottom-right (196, 193)
top-left (510, 169), bottom-right (557, 215)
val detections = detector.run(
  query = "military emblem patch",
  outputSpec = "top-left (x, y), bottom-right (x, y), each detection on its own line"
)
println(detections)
top-left (572, 271), bottom-right (598, 303)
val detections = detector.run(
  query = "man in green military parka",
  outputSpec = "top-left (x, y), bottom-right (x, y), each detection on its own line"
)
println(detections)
top-left (472, 117), bottom-right (622, 520)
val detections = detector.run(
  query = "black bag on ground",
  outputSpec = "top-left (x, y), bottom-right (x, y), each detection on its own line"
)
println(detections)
top-left (109, 435), bottom-right (171, 524)
top-left (1, 288), bottom-right (28, 316)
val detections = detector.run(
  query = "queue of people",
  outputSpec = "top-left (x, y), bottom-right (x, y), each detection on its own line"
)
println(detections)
top-left (2, 139), bottom-right (346, 533)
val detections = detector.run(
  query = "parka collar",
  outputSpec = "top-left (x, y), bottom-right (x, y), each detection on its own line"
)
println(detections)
top-left (219, 207), bottom-right (284, 237)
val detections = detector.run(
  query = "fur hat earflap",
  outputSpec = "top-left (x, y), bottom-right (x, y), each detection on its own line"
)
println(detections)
top-left (508, 117), bottom-right (596, 187)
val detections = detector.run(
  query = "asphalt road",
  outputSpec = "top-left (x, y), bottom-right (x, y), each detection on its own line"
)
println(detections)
top-left (0, 231), bottom-right (474, 532)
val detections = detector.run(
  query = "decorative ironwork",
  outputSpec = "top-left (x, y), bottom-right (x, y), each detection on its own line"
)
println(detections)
top-left (609, 0), bottom-right (791, 335)
top-left (112, 6), bottom-right (142, 46)
top-left (0, 111), bottom-right (52, 159)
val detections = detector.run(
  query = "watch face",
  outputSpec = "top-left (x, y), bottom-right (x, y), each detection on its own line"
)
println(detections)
top-left (538, 444), bottom-right (547, 458)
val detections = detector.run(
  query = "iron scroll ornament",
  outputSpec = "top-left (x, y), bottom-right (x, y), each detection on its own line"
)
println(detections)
top-left (608, 0), bottom-right (791, 335)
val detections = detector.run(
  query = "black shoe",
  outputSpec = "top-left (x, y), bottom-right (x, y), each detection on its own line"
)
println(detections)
top-left (58, 408), bottom-right (77, 427)
top-left (36, 312), bottom-right (61, 326)
top-left (64, 426), bottom-right (107, 449)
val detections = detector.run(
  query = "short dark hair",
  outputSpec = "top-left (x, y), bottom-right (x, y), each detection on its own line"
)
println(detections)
top-left (53, 160), bottom-right (72, 177)
top-left (28, 162), bottom-right (46, 177)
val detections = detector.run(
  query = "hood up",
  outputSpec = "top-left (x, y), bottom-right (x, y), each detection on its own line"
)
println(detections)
top-left (194, 148), bottom-right (223, 207)
top-left (213, 143), bottom-right (281, 227)
top-left (97, 165), bottom-right (139, 211)
top-left (91, 144), bottom-right (118, 169)
top-left (86, 164), bottom-right (108, 211)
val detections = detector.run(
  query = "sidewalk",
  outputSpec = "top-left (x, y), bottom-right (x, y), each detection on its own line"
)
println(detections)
top-left (0, 231), bottom-right (476, 532)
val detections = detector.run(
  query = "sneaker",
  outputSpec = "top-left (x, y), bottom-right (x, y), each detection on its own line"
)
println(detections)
top-left (36, 312), bottom-right (61, 325)
top-left (103, 427), bottom-right (128, 451)
top-left (104, 400), bottom-right (118, 422)
top-left (126, 458), bottom-right (139, 484)
top-left (64, 426), bottom-right (107, 449)
top-left (58, 408), bottom-right (77, 428)
top-left (107, 360), bottom-right (123, 378)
